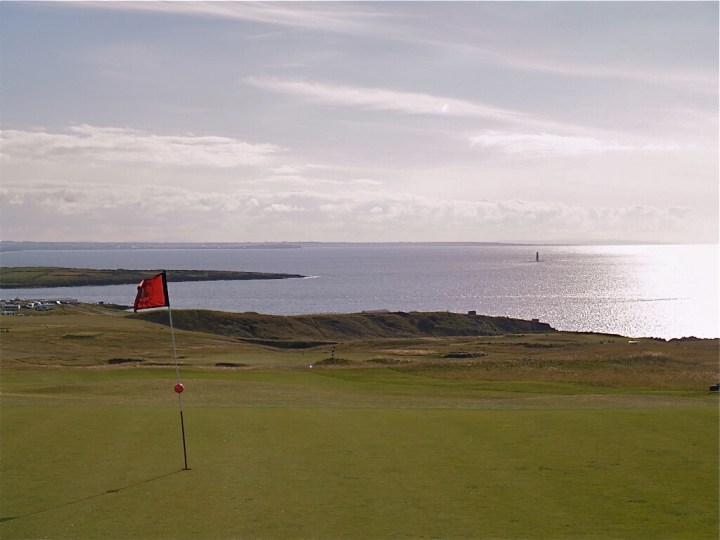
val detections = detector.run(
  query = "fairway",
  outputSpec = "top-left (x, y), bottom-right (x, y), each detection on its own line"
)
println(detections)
top-left (1, 368), bottom-right (718, 539)
top-left (1, 307), bottom-right (718, 538)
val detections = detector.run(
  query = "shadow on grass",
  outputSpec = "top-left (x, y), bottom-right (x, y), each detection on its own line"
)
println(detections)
top-left (0, 469), bottom-right (188, 523)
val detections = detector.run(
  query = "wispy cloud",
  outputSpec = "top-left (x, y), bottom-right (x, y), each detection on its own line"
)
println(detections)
top-left (427, 38), bottom-right (718, 96)
top-left (245, 76), bottom-right (531, 124)
top-left (244, 77), bottom-right (653, 138)
top-left (501, 53), bottom-right (717, 92)
top-left (468, 131), bottom-right (696, 156)
top-left (84, 1), bottom-right (399, 37)
top-left (2, 125), bottom-right (281, 167)
top-left (84, 2), bottom-right (717, 94)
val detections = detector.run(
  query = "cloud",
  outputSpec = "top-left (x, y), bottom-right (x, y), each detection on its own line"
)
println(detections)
top-left (439, 39), bottom-right (717, 97)
top-left (468, 131), bottom-right (697, 156)
top-left (1, 125), bottom-right (281, 168)
top-left (264, 203), bottom-right (301, 213)
top-left (245, 76), bottom-right (531, 124)
top-left (82, 1), bottom-right (401, 38)
top-left (266, 163), bottom-right (337, 176)
top-left (81, 2), bottom-right (717, 95)
top-left (245, 77), bottom-right (661, 138)
top-left (2, 177), bottom-right (711, 243)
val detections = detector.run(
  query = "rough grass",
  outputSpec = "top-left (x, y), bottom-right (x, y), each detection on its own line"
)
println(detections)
top-left (2, 304), bottom-right (717, 389)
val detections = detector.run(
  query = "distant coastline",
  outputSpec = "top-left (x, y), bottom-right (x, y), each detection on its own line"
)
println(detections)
top-left (0, 267), bottom-right (305, 289)
top-left (0, 240), bottom-right (701, 253)
top-left (0, 240), bottom-right (521, 252)
top-left (0, 241), bottom-right (303, 252)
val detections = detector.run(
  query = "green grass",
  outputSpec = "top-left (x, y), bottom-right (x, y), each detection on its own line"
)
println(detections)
top-left (1, 368), bottom-right (718, 539)
top-left (1, 306), bottom-right (718, 538)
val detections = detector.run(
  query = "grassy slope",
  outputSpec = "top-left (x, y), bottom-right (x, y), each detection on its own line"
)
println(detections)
top-left (1, 305), bottom-right (718, 539)
top-left (2, 303), bottom-right (717, 389)
top-left (0, 267), bottom-right (303, 288)
top-left (136, 308), bottom-right (556, 341)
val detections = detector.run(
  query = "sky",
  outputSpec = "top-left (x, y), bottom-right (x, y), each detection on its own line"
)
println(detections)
top-left (1, 1), bottom-right (718, 244)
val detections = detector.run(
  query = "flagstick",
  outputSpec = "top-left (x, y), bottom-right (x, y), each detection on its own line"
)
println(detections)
top-left (167, 299), bottom-right (189, 471)
top-left (135, 271), bottom-right (189, 471)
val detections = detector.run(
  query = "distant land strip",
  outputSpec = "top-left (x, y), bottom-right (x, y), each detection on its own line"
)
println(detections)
top-left (0, 240), bottom-right (528, 253)
top-left (0, 267), bottom-right (305, 289)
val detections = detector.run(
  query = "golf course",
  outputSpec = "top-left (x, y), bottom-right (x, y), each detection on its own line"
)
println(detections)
top-left (1, 303), bottom-right (717, 539)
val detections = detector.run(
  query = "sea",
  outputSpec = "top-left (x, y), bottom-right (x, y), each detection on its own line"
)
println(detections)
top-left (1, 243), bottom-right (718, 340)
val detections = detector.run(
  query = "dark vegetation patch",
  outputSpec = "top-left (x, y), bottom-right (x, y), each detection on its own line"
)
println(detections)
top-left (443, 351), bottom-right (486, 359)
top-left (107, 358), bottom-right (144, 365)
top-left (136, 310), bottom-right (555, 341)
top-left (215, 362), bottom-right (248, 368)
top-left (98, 303), bottom-right (132, 311)
top-left (239, 338), bottom-right (335, 349)
top-left (366, 357), bottom-right (412, 365)
top-left (315, 357), bottom-right (353, 366)
top-left (62, 332), bottom-right (103, 339)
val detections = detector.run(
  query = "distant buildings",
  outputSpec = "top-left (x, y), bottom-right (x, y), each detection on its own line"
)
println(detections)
top-left (0, 298), bottom-right (78, 314)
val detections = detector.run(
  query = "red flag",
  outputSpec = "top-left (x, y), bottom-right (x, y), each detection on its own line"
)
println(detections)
top-left (134, 272), bottom-right (169, 312)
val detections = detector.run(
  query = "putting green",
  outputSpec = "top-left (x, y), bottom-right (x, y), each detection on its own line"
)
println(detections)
top-left (1, 369), bottom-right (717, 539)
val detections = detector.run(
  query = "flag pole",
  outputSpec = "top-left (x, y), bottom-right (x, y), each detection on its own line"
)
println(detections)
top-left (164, 271), bottom-right (189, 471)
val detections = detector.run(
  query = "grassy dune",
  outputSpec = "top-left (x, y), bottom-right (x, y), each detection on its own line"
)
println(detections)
top-left (1, 304), bottom-right (718, 539)
top-left (136, 308), bottom-right (555, 341)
